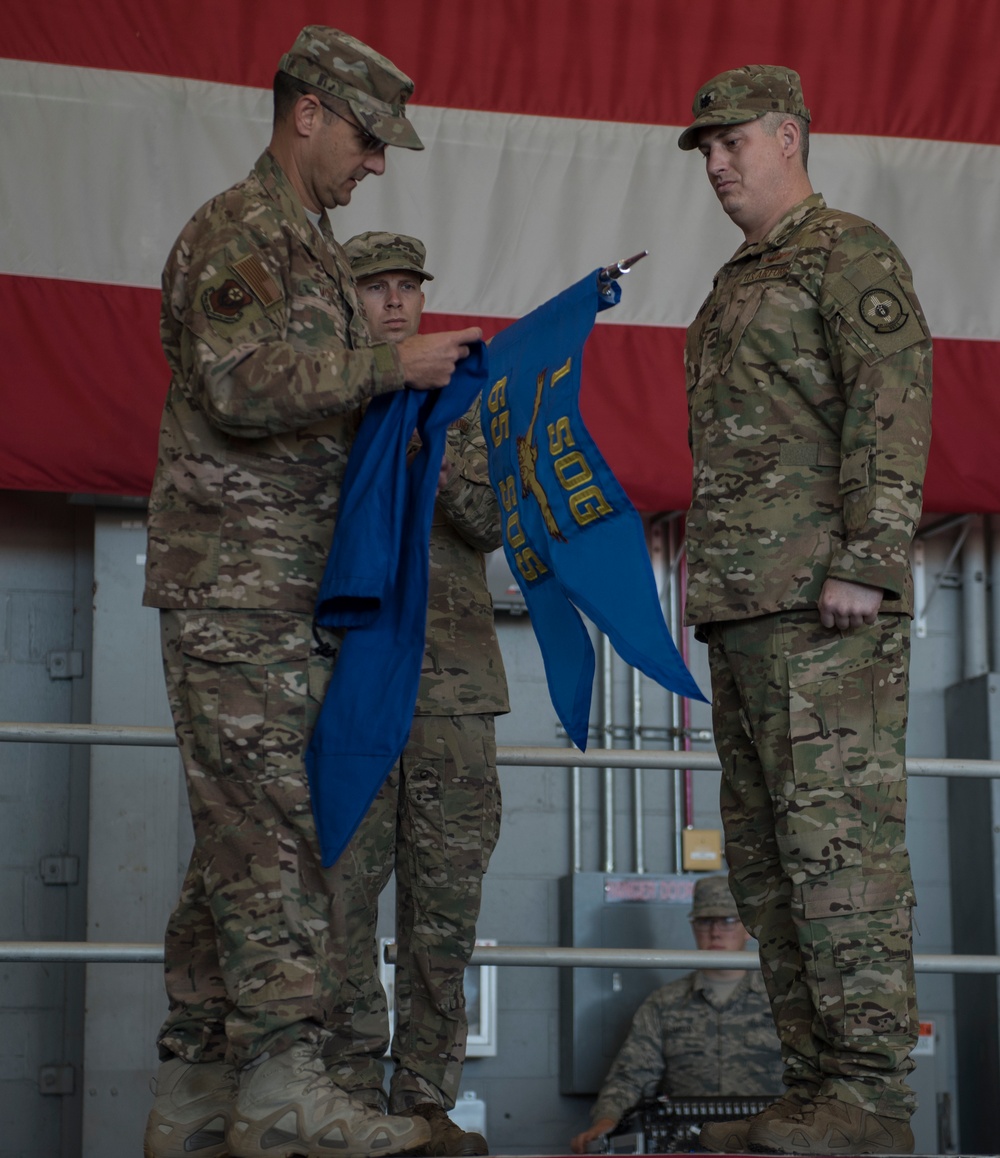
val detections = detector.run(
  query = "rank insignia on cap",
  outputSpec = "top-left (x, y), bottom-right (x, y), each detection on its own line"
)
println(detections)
top-left (202, 279), bottom-right (254, 323)
top-left (860, 288), bottom-right (907, 333)
top-left (700, 92), bottom-right (715, 109)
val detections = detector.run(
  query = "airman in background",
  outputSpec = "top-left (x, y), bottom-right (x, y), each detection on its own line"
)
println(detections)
top-left (327, 231), bottom-right (509, 1157)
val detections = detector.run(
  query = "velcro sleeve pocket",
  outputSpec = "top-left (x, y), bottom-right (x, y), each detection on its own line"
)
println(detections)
top-left (839, 445), bottom-right (874, 530)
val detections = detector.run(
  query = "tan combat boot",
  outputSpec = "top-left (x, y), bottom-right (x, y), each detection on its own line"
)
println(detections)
top-left (403, 1102), bottom-right (489, 1156)
top-left (143, 1057), bottom-right (236, 1158)
top-left (227, 1043), bottom-right (432, 1158)
top-left (747, 1095), bottom-right (914, 1155)
top-left (697, 1088), bottom-right (812, 1153)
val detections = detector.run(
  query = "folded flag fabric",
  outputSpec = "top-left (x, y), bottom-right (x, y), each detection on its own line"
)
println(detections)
top-left (483, 272), bottom-right (706, 750)
top-left (306, 342), bottom-right (489, 867)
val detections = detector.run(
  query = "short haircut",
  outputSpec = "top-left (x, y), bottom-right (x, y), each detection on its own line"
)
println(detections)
top-left (759, 109), bottom-right (810, 170)
top-left (272, 70), bottom-right (350, 128)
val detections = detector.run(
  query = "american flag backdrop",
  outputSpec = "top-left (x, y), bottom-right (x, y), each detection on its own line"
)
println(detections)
top-left (2, 0), bottom-right (999, 512)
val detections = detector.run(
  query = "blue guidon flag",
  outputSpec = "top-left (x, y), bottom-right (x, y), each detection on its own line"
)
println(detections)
top-left (483, 271), bottom-right (707, 748)
top-left (307, 344), bottom-right (490, 867)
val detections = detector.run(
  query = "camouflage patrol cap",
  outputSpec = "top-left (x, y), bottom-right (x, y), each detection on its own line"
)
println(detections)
top-left (344, 231), bottom-right (434, 282)
top-left (689, 875), bottom-right (739, 919)
top-left (678, 64), bottom-right (811, 151)
top-left (279, 26), bottom-right (423, 150)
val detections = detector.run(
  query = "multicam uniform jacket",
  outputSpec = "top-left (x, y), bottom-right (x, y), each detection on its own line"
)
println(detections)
top-left (143, 150), bottom-right (405, 613)
top-left (417, 401), bottom-right (509, 716)
top-left (683, 194), bottom-right (932, 631)
top-left (591, 971), bottom-right (782, 1123)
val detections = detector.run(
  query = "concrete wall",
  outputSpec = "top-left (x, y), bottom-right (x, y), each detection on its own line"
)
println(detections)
top-left (0, 495), bottom-right (974, 1154)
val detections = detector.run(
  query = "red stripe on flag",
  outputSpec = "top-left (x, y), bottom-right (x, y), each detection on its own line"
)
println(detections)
top-left (3, 0), bottom-right (999, 146)
top-left (2, 275), bottom-right (165, 495)
top-left (2, 276), bottom-right (994, 513)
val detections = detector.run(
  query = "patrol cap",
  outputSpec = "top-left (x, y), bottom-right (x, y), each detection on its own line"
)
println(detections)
top-left (344, 231), bottom-right (434, 282)
top-left (279, 26), bottom-right (423, 151)
top-left (678, 64), bottom-right (811, 151)
top-left (689, 875), bottom-right (739, 920)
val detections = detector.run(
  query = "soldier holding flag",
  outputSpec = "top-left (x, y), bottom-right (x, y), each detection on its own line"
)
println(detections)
top-left (142, 27), bottom-right (479, 1158)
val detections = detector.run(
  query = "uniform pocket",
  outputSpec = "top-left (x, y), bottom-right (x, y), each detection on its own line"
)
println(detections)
top-left (479, 724), bottom-right (502, 873)
top-left (178, 611), bottom-right (318, 786)
top-left (779, 622), bottom-right (909, 878)
top-left (807, 904), bottom-right (915, 1041)
top-left (839, 445), bottom-right (874, 532)
top-left (787, 623), bottom-right (905, 791)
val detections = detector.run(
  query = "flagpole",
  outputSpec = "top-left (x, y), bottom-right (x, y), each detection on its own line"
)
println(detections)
top-left (597, 250), bottom-right (648, 299)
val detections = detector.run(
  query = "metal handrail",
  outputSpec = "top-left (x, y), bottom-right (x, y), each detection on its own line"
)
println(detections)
top-left (2, 721), bottom-right (994, 973)
top-left (1, 722), bottom-right (998, 779)
top-left (1, 941), bottom-right (997, 973)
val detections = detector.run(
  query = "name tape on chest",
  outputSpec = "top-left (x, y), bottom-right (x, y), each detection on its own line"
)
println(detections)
top-left (742, 263), bottom-right (791, 284)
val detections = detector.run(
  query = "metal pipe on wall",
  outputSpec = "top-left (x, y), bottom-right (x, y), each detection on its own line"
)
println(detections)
top-left (991, 515), bottom-right (1000, 673)
top-left (664, 516), bottom-right (687, 871)
top-left (601, 631), bottom-right (615, 873)
top-left (631, 663), bottom-right (645, 874)
top-left (963, 515), bottom-right (989, 680)
top-left (570, 759), bottom-right (582, 875)
top-left (5, 725), bottom-right (1000, 777)
top-left (4, 941), bottom-right (999, 975)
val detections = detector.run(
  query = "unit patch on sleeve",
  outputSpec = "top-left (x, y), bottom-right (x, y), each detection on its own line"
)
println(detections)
top-left (824, 249), bottom-right (929, 364)
top-left (859, 287), bottom-right (907, 333)
top-left (200, 252), bottom-right (282, 326)
top-left (202, 279), bottom-right (254, 323)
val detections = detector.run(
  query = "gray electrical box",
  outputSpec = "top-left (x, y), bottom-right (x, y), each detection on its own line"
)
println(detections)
top-left (559, 873), bottom-right (698, 1095)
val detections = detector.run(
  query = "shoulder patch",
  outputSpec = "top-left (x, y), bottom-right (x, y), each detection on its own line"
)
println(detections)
top-left (824, 249), bottom-right (928, 365)
top-left (858, 287), bottom-right (907, 333)
top-left (202, 278), bottom-right (254, 324)
top-left (232, 254), bottom-right (282, 310)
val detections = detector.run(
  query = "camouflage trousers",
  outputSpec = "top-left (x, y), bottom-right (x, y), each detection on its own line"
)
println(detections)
top-left (324, 713), bottom-right (501, 1111)
top-left (705, 610), bottom-right (918, 1120)
top-left (156, 608), bottom-right (345, 1066)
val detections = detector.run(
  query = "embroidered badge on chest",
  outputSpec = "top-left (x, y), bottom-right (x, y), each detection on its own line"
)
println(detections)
top-left (860, 287), bottom-right (908, 333)
top-left (742, 263), bottom-right (790, 284)
top-left (202, 279), bottom-right (253, 322)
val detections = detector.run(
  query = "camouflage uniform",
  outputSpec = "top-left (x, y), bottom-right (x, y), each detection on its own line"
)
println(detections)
top-left (143, 149), bottom-right (408, 1065)
top-left (328, 391), bottom-right (510, 1111)
top-left (591, 971), bottom-right (782, 1124)
top-left (683, 191), bottom-right (932, 1119)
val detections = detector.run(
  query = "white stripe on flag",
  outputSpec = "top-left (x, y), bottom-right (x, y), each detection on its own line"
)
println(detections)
top-left (2, 58), bottom-right (997, 340)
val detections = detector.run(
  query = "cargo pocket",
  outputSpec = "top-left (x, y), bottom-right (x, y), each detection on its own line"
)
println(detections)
top-left (235, 957), bottom-right (317, 1007)
top-left (479, 726), bottom-right (502, 873)
top-left (179, 611), bottom-right (316, 787)
top-left (404, 750), bottom-right (449, 889)
top-left (805, 902), bottom-right (915, 1042)
top-left (839, 445), bottom-right (874, 532)
top-left (782, 625), bottom-right (906, 874)
top-left (787, 626), bottom-right (904, 789)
